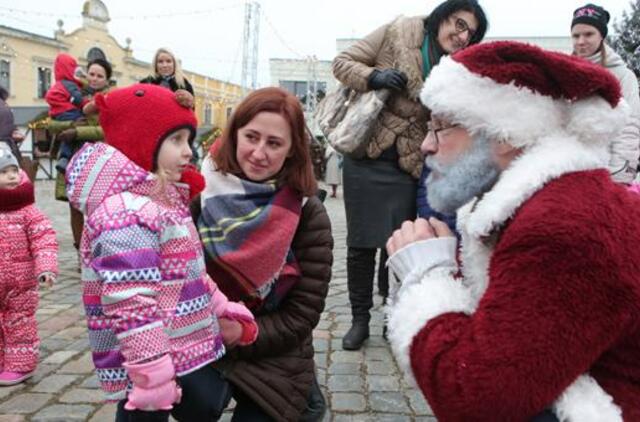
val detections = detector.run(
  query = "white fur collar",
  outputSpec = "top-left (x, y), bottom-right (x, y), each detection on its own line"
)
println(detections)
top-left (465, 134), bottom-right (608, 239)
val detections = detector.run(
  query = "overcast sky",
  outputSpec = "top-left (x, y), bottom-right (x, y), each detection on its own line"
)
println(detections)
top-left (0, 0), bottom-right (634, 86)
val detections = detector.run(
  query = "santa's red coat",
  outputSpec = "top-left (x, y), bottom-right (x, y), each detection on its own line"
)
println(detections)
top-left (388, 139), bottom-right (640, 421)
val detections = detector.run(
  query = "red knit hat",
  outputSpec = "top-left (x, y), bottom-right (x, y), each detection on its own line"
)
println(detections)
top-left (96, 83), bottom-right (198, 172)
top-left (421, 41), bottom-right (627, 148)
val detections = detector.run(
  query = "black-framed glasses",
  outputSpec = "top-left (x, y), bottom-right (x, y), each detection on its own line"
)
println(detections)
top-left (453, 16), bottom-right (476, 41)
top-left (427, 121), bottom-right (460, 145)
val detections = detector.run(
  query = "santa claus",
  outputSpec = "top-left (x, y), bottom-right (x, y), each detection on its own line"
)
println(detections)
top-left (386, 41), bottom-right (640, 421)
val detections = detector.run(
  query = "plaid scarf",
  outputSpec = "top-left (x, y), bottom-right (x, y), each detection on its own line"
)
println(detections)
top-left (198, 158), bottom-right (302, 312)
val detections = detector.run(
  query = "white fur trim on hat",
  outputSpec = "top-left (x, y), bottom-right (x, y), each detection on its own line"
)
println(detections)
top-left (567, 96), bottom-right (629, 144)
top-left (421, 57), bottom-right (627, 148)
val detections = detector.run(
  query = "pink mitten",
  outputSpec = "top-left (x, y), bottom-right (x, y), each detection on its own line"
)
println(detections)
top-left (209, 280), bottom-right (258, 345)
top-left (123, 354), bottom-right (182, 411)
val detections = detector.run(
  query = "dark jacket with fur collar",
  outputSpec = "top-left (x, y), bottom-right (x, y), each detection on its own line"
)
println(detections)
top-left (140, 75), bottom-right (194, 95)
top-left (332, 15), bottom-right (429, 179)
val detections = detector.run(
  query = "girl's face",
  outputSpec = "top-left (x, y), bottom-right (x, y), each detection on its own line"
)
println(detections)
top-left (0, 165), bottom-right (20, 189)
top-left (156, 128), bottom-right (193, 182)
top-left (87, 64), bottom-right (108, 91)
top-left (572, 24), bottom-right (604, 58)
top-left (437, 10), bottom-right (479, 54)
top-left (235, 112), bottom-right (293, 182)
top-left (156, 53), bottom-right (175, 77)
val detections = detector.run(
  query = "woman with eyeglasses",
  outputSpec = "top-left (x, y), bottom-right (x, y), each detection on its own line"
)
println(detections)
top-left (332, 0), bottom-right (488, 351)
top-left (571, 3), bottom-right (640, 184)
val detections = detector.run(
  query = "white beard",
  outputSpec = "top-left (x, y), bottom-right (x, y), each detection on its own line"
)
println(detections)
top-left (425, 134), bottom-right (500, 215)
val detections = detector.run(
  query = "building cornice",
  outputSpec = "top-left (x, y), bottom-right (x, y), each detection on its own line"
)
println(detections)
top-left (0, 25), bottom-right (68, 49)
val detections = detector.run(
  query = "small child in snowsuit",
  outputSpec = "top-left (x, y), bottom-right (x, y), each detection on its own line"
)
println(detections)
top-left (0, 145), bottom-right (58, 385)
top-left (45, 53), bottom-right (87, 173)
top-left (66, 84), bottom-right (257, 421)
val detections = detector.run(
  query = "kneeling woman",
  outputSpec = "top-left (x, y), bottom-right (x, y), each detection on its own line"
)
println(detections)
top-left (194, 87), bottom-right (334, 421)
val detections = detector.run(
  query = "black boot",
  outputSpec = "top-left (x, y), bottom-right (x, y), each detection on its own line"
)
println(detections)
top-left (377, 248), bottom-right (389, 298)
top-left (342, 322), bottom-right (370, 350)
top-left (299, 368), bottom-right (327, 422)
top-left (343, 247), bottom-right (375, 351)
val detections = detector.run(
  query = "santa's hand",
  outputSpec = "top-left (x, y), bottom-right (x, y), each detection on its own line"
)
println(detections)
top-left (386, 218), bottom-right (435, 256)
top-left (386, 218), bottom-right (457, 287)
top-left (428, 217), bottom-right (454, 238)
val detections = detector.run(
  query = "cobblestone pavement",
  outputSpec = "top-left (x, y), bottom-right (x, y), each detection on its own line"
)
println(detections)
top-left (0, 181), bottom-right (436, 421)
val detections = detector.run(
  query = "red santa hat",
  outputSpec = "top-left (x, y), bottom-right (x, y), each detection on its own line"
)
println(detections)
top-left (96, 83), bottom-right (198, 172)
top-left (420, 41), bottom-right (628, 148)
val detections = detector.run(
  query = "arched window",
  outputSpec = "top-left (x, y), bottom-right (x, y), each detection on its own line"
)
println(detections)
top-left (87, 47), bottom-right (106, 62)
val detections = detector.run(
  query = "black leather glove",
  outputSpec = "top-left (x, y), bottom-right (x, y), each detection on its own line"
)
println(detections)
top-left (368, 69), bottom-right (408, 91)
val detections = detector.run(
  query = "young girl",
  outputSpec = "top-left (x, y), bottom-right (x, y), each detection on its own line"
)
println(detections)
top-left (66, 84), bottom-right (257, 421)
top-left (0, 145), bottom-right (57, 386)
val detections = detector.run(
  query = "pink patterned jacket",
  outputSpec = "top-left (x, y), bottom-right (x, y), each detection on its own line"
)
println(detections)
top-left (0, 170), bottom-right (58, 287)
top-left (66, 143), bottom-right (257, 401)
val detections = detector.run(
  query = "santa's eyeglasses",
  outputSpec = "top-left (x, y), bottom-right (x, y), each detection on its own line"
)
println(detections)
top-left (426, 121), bottom-right (460, 145)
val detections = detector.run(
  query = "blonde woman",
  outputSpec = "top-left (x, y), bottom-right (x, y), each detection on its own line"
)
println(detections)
top-left (142, 48), bottom-right (198, 160)
top-left (142, 48), bottom-right (194, 103)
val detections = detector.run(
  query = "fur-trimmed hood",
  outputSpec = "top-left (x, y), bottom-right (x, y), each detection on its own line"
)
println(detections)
top-left (0, 170), bottom-right (35, 212)
top-left (66, 142), bottom-right (191, 217)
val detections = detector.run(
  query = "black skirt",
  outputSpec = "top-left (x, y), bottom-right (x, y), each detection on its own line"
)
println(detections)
top-left (343, 153), bottom-right (417, 248)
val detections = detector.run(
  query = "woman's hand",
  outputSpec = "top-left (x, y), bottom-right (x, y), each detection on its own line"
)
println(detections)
top-left (175, 89), bottom-right (194, 109)
top-left (83, 101), bottom-right (98, 115)
top-left (219, 318), bottom-right (243, 348)
top-left (368, 69), bottom-right (408, 91)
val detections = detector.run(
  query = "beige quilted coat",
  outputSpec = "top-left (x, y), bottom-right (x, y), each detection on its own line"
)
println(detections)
top-left (332, 15), bottom-right (429, 179)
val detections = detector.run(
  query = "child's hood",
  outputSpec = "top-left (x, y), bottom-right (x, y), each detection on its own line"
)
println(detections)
top-left (0, 170), bottom-right (35, 211)
top-left (66, 142), bottom-right (151, 217)
top-left (54, 53), bottom-right (79, 83)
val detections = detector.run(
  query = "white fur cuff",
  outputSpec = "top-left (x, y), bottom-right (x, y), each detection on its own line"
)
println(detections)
top-left (387, 273), bottom-right (472, 385)
top-left (552, 374), bottom-right (622, 422)
top-left (387, 237), bottom-right (458, 284)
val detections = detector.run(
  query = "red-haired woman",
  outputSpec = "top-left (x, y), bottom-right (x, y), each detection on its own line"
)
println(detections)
top-left (193, 87), bottom-right (333, 421)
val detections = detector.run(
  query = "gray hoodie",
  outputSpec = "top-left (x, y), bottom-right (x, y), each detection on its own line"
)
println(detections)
top-left (586, 45), bottom-right (640, 183)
